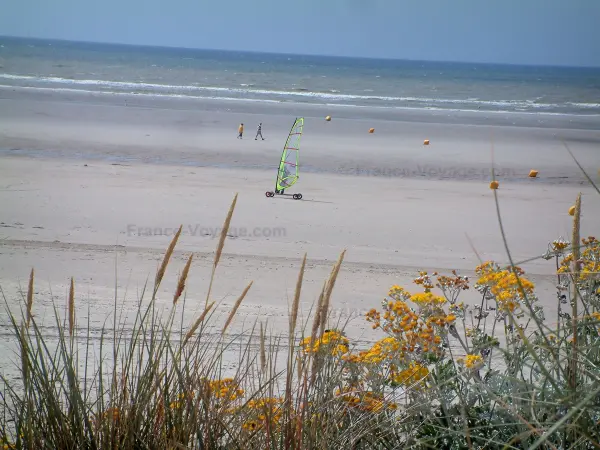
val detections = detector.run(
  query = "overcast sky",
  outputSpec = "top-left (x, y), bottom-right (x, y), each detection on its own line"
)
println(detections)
top-left (1, 0), bottom-right (599, 66)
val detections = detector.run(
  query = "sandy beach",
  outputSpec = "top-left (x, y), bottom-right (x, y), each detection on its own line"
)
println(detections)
top-left (1, 87), bottom-right (599, 376)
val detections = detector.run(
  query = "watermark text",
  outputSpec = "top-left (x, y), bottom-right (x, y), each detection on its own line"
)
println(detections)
top-left (126, 224), bottom-right (286, 239)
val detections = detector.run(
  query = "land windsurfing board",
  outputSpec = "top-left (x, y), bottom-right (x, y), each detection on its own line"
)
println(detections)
top-left (265, 117), bottom-right (304, 200)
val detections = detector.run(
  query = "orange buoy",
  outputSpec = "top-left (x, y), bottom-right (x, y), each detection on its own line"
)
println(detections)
top-left (529, 170), bottom-right (538, 178)
top-left (369, 128), bottom-right (375, 133)
top-left (325, 115), bottom-right (331, 121)
top-left (569, 205), bottom-right (576, 216)
top-left (489, 180), bottom-right (499, 190)
top-left (423, 139), bottom-right (430, 145)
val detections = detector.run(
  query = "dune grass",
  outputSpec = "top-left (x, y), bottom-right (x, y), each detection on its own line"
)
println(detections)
top-left (1, 187), bottom-right (600, 449)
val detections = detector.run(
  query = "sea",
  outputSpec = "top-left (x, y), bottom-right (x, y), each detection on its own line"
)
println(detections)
top-left (1, 35), bottom-right (600, 116)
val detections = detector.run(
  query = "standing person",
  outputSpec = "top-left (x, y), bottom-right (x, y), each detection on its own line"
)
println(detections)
top-left (255, 123), bottom-right (264, 140)
top-left (238, 123), bottom-right (244, 139)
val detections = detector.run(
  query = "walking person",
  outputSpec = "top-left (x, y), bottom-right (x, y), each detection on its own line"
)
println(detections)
top-left (255, 123), bottom-right (264, 140)
top-left (237, 123), bottom-right (244, 139)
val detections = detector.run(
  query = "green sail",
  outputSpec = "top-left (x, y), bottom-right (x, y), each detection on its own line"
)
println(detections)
top-left (276, 117), bottom-right (304, 191)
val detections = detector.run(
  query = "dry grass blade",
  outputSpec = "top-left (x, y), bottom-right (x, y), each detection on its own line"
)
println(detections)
top-left (20, 322), bottom-right (28, 383)
top-left (260, 321), bottom-right (267, 371)
top-left (173, 253), bottom-right (193, 305)
top-left (68, 277), bottom-right (75, 337)
top-left (319, 250), bottom-right (346, 336)
top-left (284, 254), bottom-right (307, 446)
top-left (221, 280), bottom-right (253, 335)
top-left (464, 232), bottom-right (484, 266)
top-left (214, 193), bottom-right (238, 269)
top-left (310, 282), bottom-right (326, 346)
top-left (183, 301), bottom-right (215, 346)
top-left (154, 225), bottom-right (182, 294)
top-left (571, 193), bottom-right (582, 282)
top-left (26, 268), bottom-right (34, 329)
top-left (562, 141), bottom-right (600, 195)
top-left (289, 254), bottom-right (307, 337)
top-left (569, 193), bottom-right (582, 392)
top-left (308, 281), bottom-right (327, 384)
top-left (205, 193), bottom-right (238, 308)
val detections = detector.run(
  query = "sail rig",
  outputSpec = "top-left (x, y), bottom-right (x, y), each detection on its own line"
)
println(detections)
top-left (275, 117), bottom-right (304, 192)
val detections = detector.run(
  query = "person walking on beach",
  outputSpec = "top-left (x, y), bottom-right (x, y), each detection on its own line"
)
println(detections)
top-left (255, 123), bottom-right (264, 140)
top-left (238, 123), bottom-right (244, 139)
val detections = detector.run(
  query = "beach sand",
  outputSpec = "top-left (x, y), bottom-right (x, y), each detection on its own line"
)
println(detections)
top-left (1, 87), bottom-right (599, 374)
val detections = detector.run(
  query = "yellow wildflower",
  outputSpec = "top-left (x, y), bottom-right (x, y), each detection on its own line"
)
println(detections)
top-left (410, 292), bottom-right (447, 306)
top-left (349, 336), bottom-right (400, 364)
top-left (391, 362), bottom-right (429, 388)
top-left (300, 329), bottom-right (349, 356)
top-left (204, 378), bottom-right (245, 401)
top-left (475, 262), bottom-right (535, 311)
top-left (461, 354), bottom-right (484, 370)
top-left (336, 387), bottom-right (396, 413)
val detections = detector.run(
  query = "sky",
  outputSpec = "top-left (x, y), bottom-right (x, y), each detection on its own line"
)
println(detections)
top-left (1, 0), bottom-right (599, 67)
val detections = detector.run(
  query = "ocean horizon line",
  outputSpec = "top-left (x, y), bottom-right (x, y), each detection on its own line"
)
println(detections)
top-left (2, 34), bottom-right (600, 70)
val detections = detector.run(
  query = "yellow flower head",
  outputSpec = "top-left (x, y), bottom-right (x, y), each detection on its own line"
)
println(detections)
top-left (391, 362), bottom-right (429, 388)
top-left (410, 292), bottom-right (447, 306)
top-left (460, 354), bottom-right (484, 370)
top-left (475, 262), bottom-right (535, 312)
top-left (300, 329), bottom-right (349, 356)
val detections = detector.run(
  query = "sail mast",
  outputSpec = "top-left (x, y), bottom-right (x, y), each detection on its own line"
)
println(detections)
top-left (276, 117), bottom-right (304, 192)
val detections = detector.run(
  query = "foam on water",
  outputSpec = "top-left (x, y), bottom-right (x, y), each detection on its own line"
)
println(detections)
top-left (5, 83), bottom-right (598, 119)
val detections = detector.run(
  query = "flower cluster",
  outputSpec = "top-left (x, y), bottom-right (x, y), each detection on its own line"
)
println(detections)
top-left (410, 292), bottom-right (447, 308)
top-left (365, 287), bottom-right (454, 358)
top-left (343, 336), bottom-right (400, 364)
top-left (435, 270), bottom-right (470, 303)
top-left (552, 238), bottom-right (570, 252)
top-left (390, 361), bottom-right (429, 388)
top-left (475, 262), bottom-right (535, 313)
top-left (299, 329), bottom-right (349, 356)
top-left (203, 378), bottom-right (244, 402)
top-left (581, 237), bottom-right (598, 280)
top-left (335, 387), bottom-right (397, 413)
top-left (240, 397), bottom-right (284, 432)
top-left (365, 299), bottom-right (444, 356)
top-left (457, 354), bottom-right (484, 370)
top-left (558, 237), bottom-right (600, 276)
top-left (413, 272), bottom-right (434, 291)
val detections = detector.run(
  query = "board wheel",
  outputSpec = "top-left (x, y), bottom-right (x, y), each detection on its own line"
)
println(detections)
top-left (265, 191), bottom-right (274, 197)
top-left (293, 193), bottom-right (302, 200)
